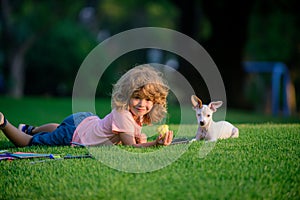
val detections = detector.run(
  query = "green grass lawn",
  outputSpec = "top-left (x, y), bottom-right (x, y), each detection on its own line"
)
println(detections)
top-left (0, 96), bottom-right (299, 199)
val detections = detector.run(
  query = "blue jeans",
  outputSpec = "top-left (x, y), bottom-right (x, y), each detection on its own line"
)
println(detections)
top-left (30, 112), bottom-right (95, 146)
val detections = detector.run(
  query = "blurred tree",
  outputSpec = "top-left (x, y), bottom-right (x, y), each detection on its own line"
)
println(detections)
top-left (0, 0), bottom-right (86, 98)
top-left (97, 0), bottom-right (178, 34)
top-left (26, 20), bottom-right (96, 96)
top-left (172, 0), bottom-right (253, 107)
top-left (1, 0), bottom-right (179, 98)
top-left (94, 0), bottom-right (179, 97)
top-left (2, 0), bottom-right (298, 110)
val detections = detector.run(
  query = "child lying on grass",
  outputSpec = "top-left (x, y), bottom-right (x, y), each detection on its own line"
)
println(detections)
top-left (0, 65), bottom-right (173, 148)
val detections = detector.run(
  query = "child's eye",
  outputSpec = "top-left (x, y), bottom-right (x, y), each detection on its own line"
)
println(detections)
top-left (132, 95), bottom-right (140, 99)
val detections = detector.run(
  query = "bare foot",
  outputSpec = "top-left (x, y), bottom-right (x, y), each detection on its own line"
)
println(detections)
top-left (0, 112), bottom-right (6, 129)
top-left (0, 112), bottom-right (4, 126)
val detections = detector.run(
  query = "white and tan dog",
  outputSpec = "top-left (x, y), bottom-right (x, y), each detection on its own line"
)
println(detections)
top-left (191, 95), bottom-right (239, 141)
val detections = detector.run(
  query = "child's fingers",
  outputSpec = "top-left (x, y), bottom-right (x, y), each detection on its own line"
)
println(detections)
top-left (156, 131), bottom-right (173, 146)
top-left (164, 131), bottom-right (173, 145)
top-left (158, 134), bottom-right (163, 140)
top-left (156, 134), bottom-right (163, 145)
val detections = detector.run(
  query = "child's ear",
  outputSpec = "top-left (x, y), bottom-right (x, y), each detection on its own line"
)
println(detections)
top-left (208, 101), bottom-right (223, 112)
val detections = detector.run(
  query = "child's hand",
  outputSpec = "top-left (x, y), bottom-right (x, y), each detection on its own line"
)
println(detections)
top-left (156, 130), bottom-right (173, 146)
top-left (157, 124), bottom-right (169, 139)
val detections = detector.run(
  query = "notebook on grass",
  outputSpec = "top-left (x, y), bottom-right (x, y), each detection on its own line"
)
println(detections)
top-left (171, 138), bottom-right (191, 145)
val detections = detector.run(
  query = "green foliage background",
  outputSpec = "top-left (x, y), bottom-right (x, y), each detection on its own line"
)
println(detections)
top-left (2, 0), bottom-right (299, 105)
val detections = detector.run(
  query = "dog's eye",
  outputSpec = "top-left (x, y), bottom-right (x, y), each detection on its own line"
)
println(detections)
top-left (207, 114), bottom-right (210, 117)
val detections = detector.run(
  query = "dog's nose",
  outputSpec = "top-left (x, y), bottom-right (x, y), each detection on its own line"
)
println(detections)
top-left (200, 121), bottom-right (205, 126)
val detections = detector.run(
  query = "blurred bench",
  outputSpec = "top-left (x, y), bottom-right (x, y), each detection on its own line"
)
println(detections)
top-left (243, 61), bottom-right (291, 116)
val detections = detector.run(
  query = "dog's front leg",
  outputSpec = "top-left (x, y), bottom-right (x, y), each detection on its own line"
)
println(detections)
top-left (191, 129), bottom-right (203, 142)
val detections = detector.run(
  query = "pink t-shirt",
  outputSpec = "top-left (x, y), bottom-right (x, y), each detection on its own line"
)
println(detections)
top-left (72, 109), bottom-right (142, 146)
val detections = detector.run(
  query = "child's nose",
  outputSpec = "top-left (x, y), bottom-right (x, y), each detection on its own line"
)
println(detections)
top-left (138, 99), bottom-right (146, 106)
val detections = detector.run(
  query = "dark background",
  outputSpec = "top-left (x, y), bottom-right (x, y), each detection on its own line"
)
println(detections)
top-left (1, 0), bottom-right (299, 115)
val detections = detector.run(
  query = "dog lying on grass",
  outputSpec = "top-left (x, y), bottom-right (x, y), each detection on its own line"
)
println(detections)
top-left (191, 95), bottom-right (239, 141)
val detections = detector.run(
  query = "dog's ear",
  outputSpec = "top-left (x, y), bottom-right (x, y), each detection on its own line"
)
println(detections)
top-left (191, 95), bottom-right (202, 109)
top-left (208, 101), bottom-right (223, 112)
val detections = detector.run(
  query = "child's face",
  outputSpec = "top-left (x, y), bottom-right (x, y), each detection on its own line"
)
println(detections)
top-left (129, 97), bottom-right (154, 118)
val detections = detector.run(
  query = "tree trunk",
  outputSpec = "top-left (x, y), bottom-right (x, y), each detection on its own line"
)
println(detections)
top-left (1, 0), bottom-right (36, 98)
top-left (9, 36), bottom-right (35, 98)
top-left (10, 50), bottom-right (25, 98)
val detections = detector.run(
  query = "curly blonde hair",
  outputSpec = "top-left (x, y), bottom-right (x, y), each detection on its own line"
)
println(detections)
top-left (112, 64), bottom-right (169, 125)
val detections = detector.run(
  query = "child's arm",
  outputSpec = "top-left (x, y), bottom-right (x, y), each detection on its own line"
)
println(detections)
top-left (135, 133), bottom-right (147, 144)
top-left (119, 131), bottom-right (173, 148)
